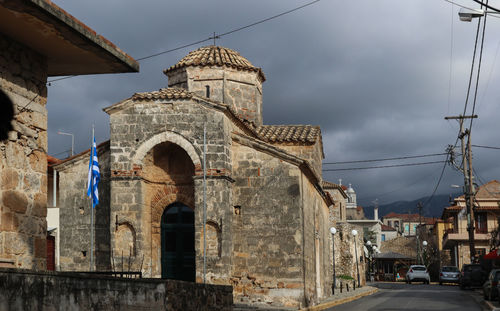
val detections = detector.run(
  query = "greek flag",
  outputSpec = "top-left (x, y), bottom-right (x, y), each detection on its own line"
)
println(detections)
top-left (87, 135), bottom-right (100, 208)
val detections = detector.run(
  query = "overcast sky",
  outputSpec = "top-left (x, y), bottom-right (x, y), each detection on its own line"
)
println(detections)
top-left (47, 0), bottom-right (500, 211)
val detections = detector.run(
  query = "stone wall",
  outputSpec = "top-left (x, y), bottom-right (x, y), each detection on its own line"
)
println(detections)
top-left (55, 142), bottom-right (111, 271)
top-left (332, 222), bottom-right (366, 287)
top-left (0, 33), bottom-right (48, 270)
top-left (231, 142), bottom-right (304, 307)
top-left (167, 66), bottom-right (263, 126)
top-left (107, 99), bottom-right (234, 279)
top-left (272, 142), bottom-right (323, 181)
top-left (0, 268), bottom-right (233, 311)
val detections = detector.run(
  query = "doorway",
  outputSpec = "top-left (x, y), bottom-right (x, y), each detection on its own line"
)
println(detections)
top-left (161, 202), bottom-right (195, 281)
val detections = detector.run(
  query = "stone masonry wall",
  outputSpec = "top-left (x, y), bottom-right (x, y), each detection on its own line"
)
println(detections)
top-left (167, 66), bottom-right (263, 126)
top-left (107, 99), bottom-right (234, 279)
top-left (272, 142), bottom-right (323, 180)
top-left (0, 33), bottom-right (48, 270)
top-left (300, 174), bottom-right (332, 304)
top-left (333, 222), bottom-right (366, 287)
top-left (231, 142), bottom-right (305, 308)
top-left (0, 268), bottom-right (233, 311)
top-left (56, 144), bottom-right (111, 271)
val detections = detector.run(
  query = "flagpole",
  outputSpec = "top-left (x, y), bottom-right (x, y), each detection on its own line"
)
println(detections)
top-left (202, 123), bottom-right (207, 284)
top-left (90, 125), bottom-right (94, 272)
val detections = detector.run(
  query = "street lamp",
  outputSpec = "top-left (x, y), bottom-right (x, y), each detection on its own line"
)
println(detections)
top-left (352, 229), bottom-right (360, 288)
top-left (57, 131), bottom-right (74, 157)
top-left (330, 227), bottom-right (337, 294)
top-left (365, 241), bottom-right (373, 282)
top-left (458, 8), bottom-right (485, 22)
top-left (422, 241), bottom-right (428, 266)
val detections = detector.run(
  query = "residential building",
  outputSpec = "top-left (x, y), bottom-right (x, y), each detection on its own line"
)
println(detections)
top-left (442, 180), bottom-right (500, 267)
top-left (0, 0), bottom-right (138, 270)
top-left (382, 212), bottom-right (436, 237)
top-left (381, 224), bottom-right (399, 242)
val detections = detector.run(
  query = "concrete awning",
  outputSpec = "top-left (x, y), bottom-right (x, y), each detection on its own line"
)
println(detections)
top-left (0, 0), bottom-right (139, 76)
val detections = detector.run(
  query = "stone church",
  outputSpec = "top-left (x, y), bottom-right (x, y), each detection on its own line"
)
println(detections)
top-left (54, 46), bottom-right (346, 308)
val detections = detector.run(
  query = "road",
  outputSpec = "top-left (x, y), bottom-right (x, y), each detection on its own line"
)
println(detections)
top-left (327, 283), bottom-right (486, 311)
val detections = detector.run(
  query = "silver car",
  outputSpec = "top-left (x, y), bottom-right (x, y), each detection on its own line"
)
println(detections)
top-left (439, 266), bottom-right (460, 285)
top-left (406, 265), bottom-right (430, 284)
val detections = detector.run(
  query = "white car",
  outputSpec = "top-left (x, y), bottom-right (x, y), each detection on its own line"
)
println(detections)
top-left (406, 265), bottom-right (430, 284)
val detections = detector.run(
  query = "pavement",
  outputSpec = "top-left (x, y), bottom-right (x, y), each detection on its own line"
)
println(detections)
top-left (300, 284), bottom-right (378, 311)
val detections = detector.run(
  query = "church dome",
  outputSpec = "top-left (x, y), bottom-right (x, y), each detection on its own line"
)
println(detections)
top-left (346, 184), bottom-right (355, 194)
top-left (163, 45), bottom-right (265, 82)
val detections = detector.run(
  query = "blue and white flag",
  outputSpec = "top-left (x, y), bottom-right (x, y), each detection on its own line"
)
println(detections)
top-left (87, 135), bottom-right (100, 208)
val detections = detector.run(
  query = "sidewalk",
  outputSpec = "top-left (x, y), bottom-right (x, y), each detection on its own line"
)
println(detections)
top-left (300, 285), bottom-right (378, 311)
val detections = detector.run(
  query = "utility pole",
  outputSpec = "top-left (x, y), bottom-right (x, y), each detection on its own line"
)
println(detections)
top-left (445, 114), bottom-right (478, 263)
top-left (417, 202), bottom-right (423, 264)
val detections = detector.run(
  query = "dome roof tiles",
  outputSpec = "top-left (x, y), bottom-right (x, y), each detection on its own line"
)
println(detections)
top-left (164, 46), bottom-right (265, 81)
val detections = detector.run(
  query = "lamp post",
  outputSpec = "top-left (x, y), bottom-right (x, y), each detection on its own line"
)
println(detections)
top-left (352, 229), bottom-right (360, 287)
top-left (330, 227), bottom-right (337, 294)
top-left (57, 131), bottom-right (74, 157)
top-left (422, 240), bottom-right (428, 267)
top-left (366, 241), bottom-right (373, 282)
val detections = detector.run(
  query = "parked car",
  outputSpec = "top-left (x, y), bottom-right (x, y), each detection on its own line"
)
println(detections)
top-left (406, 265), bottom-right (430, 284)
top-left (459, 264), bottom-right (486, 289)
top-left (439, 266), bottom-right (460, 285)
top-left (483, 269), bottom-right (500, 300)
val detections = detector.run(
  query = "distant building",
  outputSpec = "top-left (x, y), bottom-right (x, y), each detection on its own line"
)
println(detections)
top-left (0, 0), bottom-right (138, 270)
top-left (381, 224), bottom-right (399, 242)
top-left (442, 180), bottom-right (500, 267)
top-left (344, 184), bottom-right (366, 220)
top-left (382, 212), bottom-right (436, 237)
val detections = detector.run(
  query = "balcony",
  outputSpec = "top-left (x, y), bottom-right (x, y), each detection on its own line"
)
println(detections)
top-left (442, 229), bottom-right (490, 249)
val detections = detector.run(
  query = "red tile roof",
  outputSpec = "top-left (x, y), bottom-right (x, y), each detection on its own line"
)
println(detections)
top-left (381, 224), bottom-right (396, 231)
top-left (256, 125), bottom-right (321, 143)
top-left (164, 46), bottom-right (265, 82)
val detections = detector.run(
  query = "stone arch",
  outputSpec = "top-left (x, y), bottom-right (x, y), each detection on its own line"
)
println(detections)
top-left (151, 189), bottom-right (195, 227)
top-left (132, 131), bottom-right (201, 169)
top-left (113, 222), bottom-right (137, 257)
top-left (202, 220), bottom-right (222, 258)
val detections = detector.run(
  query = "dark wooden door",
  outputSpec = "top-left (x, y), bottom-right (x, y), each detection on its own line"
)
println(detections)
top-left (47, 235), bottom-right (55, 271)
top-left (161, 203), bottom-right (195, 281)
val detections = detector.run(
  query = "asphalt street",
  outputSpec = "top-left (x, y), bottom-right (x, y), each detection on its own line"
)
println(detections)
top-left (327, 282), bottom-right (486, 311)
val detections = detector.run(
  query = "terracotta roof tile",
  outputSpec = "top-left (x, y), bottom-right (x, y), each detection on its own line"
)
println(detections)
top-left (256, 125), bottom-right (321, 143)
top-left (164, 46), bottom-right (265, 81)
top-left (381, 224), bottom-right (396, 231)
top-left (132, 88), bottom-right (193, 101)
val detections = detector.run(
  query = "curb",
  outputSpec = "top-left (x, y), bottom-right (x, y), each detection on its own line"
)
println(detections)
top-left (300, 288), bottom-right (379, 311)
top-left (484, 300), bottom-right (500, 311)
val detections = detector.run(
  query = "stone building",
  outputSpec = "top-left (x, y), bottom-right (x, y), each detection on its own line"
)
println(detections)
top-left (54, 46), bottom-right (346, 308)
top-left (0, 0), bottom-right (138, 270)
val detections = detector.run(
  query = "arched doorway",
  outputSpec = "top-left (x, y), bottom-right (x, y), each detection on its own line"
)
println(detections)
top-left (161, 202), bottom-right (195, 281)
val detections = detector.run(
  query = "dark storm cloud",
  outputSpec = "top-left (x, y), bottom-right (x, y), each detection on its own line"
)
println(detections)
top-left (48, 0), bottom-right (500, 206)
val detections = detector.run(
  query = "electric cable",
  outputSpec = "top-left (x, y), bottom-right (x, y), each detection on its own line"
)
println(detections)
top-left (323, 153), bottom-right (447, 165)
top-left (469, 0), bottom-right (488, 133)
top-left (47, 0), bottom-right (321, 83)
top-left (322, 160), bottom-right (446, 172)
top-left (472, 144), bottom-right (500, 150)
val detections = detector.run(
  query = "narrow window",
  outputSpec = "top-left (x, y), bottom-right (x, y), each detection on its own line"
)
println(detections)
top-left (205, 85), bottom-right (210, 98)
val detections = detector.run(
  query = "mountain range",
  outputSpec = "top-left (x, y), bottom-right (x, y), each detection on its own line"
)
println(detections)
top-left (363, 192), bottom-right (461, 219)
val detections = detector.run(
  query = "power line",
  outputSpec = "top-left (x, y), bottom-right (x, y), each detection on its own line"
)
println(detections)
top-left (462, 14), bottom-right (482, 117)
top-left (47, 0), bottom-right (321, 83)
top-left (422, 155), bottom-right (449, 208)
top-left (442, 0), bottom-right (500, 18)
top-left (469, 0), bottom-right (488, 133)
top-left (471, 0), bottom-right (500, 12)
top-left (323, 153), bottom-right (447, 165)
top-left (472, 144), bottom-right (500, 150)
top-left (322, 161), bottom-right (446, 172)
